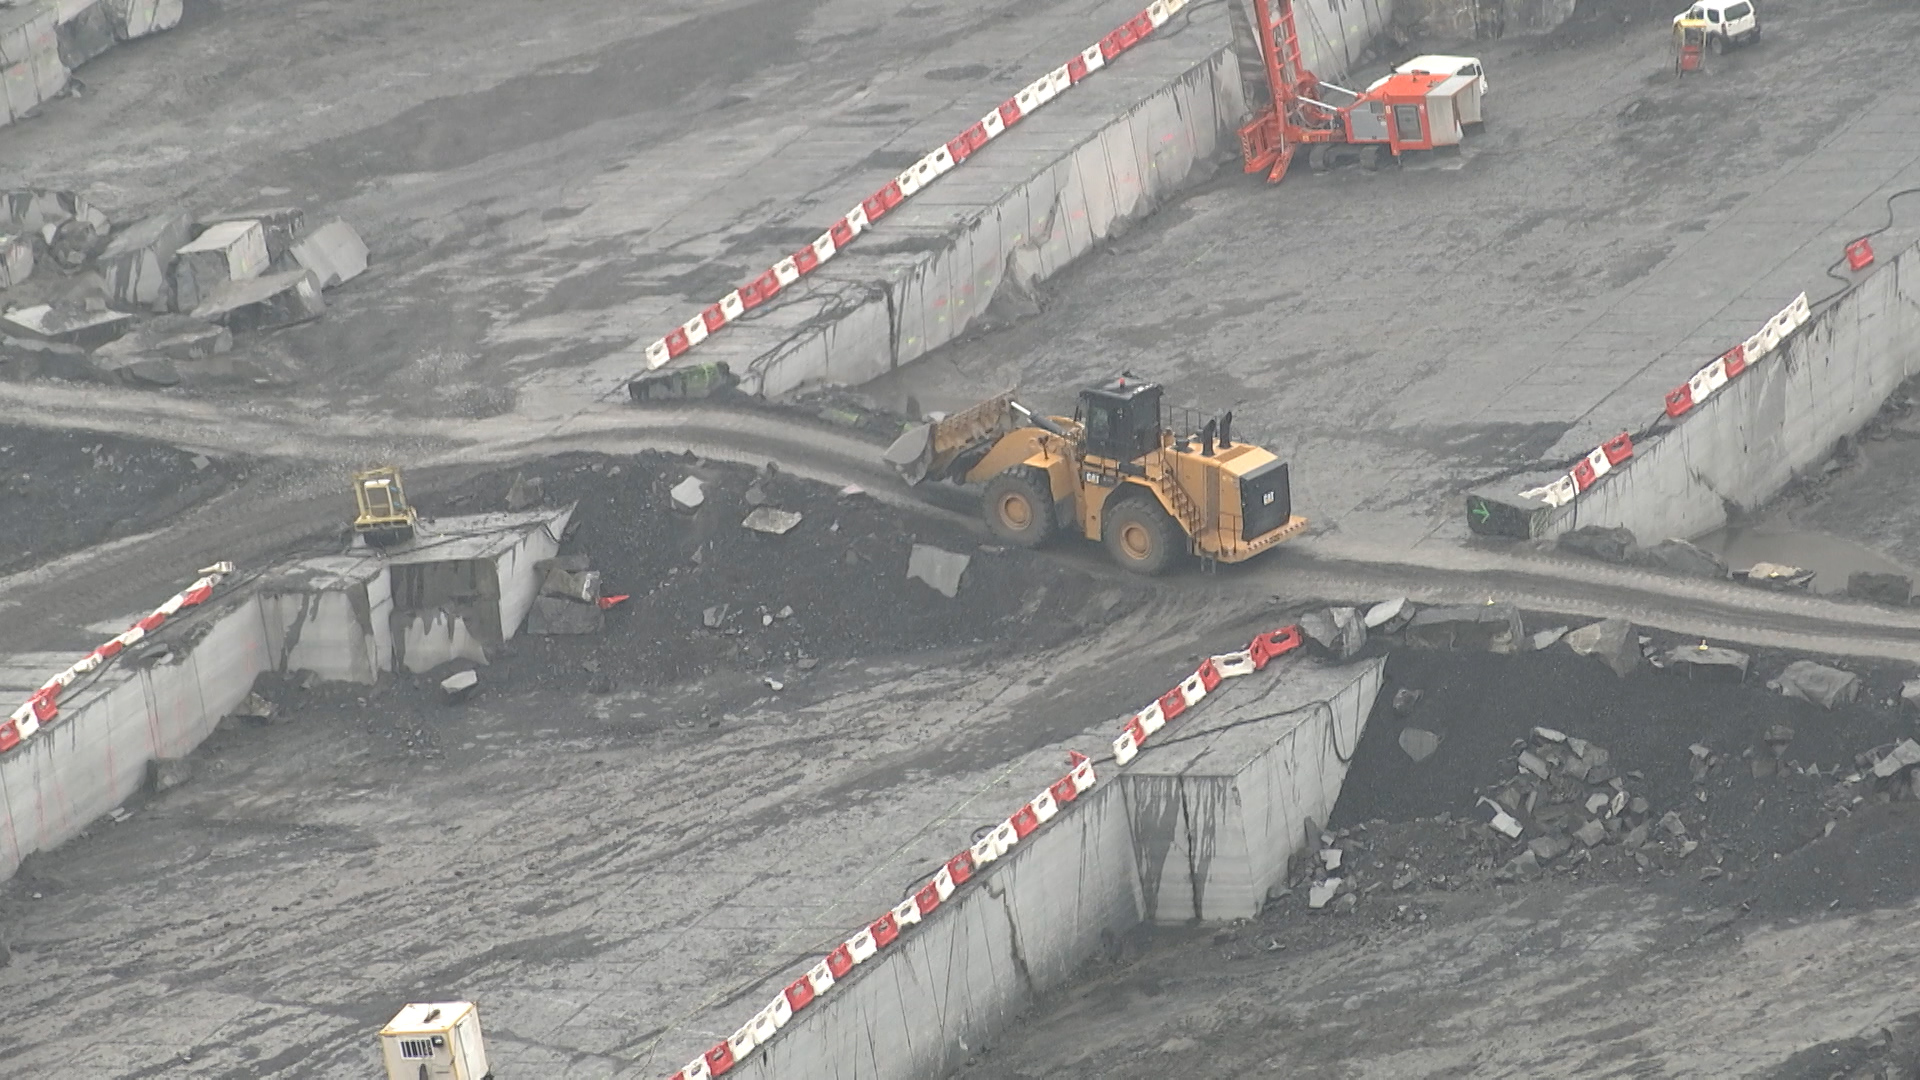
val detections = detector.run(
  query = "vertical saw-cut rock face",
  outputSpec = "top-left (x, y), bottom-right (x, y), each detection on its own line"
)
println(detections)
top-left (98, 212), bottom-right (193, 309)
top-left (104, 0), bottom-right (183, 41)
top-left (0, 230), bottom-right (32, 288)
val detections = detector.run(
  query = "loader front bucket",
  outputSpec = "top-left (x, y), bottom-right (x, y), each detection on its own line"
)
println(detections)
top-left (883, 423), bottom-right (936, 486)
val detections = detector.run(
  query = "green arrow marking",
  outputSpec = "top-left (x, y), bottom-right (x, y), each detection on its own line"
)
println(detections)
top-left (1469, 499), bottom-right (1491, 522)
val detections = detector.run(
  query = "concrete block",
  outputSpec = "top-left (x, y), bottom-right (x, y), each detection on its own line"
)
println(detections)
top-left (98, 211), bottom-right (192, 308)
top-left (1464, 485), bottom-right (1559, 539)
top-left (288, 219), bottom-right (367, 288)
top-left (53, 0), bottom-right (113, 70)
top-left (202, 206), bottom-right (304, 262)
top-left (0, 229), bottom-right (31, 288)
top-left (171, 219), bottom-right (268, 312)
top-left (1771, 660), bottom-right (1860, 709)
top-left (103, 0), bottom-right (181, 40)
top-left (92, 314), bottom-right (232, 362)
top-left (1565, 618), bottom-right (1640, 678)
top-left (1, 301), bottom-right (134, 348)
top-left (190, 268), bottom-right (325, 331)
top-left (525, 595), bottom-right (603, 635)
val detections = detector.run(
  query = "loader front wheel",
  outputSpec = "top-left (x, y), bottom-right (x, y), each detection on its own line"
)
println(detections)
top-left (983, 469), bottom-right (1055, 548)
top-left (1102, 497), bottom-right (1182, 576)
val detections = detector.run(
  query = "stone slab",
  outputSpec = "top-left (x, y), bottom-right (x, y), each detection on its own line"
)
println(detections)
top-left (190, 268), bottom-right (324, 331)
top-left (288, 219), bottom-right (367, 288)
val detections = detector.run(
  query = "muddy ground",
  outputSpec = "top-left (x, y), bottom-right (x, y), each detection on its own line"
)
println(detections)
top-left (0, 424), bottom-right (243, 573)
top-left (954, 639), bottom-right (1920, 1079)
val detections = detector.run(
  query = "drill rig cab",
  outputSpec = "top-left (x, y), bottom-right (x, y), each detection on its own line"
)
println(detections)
top-left (884, 377), bottom-right (1306, 575)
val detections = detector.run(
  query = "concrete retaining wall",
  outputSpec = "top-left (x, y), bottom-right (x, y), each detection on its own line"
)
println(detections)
top-left (0, 597), bottom-right (272, 880)
top-left (0, 508), bottom-right (571, 882)
top-left (739, 656), bottom-right (1383, 1080)
top-left (1539, 242), bottom-right (1920, 543)
top-left (743, 0), bottom-right (1395, 399)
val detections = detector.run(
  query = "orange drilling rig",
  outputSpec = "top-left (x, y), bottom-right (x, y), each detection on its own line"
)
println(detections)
top-left (1238, 0), bottom-right (1484, 181)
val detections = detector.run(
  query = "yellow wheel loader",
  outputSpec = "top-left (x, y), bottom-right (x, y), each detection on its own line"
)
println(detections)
top-left (883, 377), bottom-right (1307, 574)
top-left (351, 466), bottom-right (419, 547)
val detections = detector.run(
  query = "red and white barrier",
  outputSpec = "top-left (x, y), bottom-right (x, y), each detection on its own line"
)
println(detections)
top-left (1513, 290), bottom-right (1812, 510)
top-left (1664, 292), bottom-right (1810, 418)
top-left (640, 0), bottom-right (1191, 374)
top-left (665, 622), bottom-right (1303, 1079)
top-left (0, 562), bottom-right (235, 754)
top-left (1519, 432), bottom-right (1634, 509)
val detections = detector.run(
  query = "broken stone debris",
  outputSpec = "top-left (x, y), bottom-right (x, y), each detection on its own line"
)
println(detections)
top-left (1403, 602), bottom-right (1523, 654)
top-left (1741, 561), bottom-right (1816, 591)
top-left (1662, 642), bottom-right (1749, 683)
top-left (1307, 877), bottom-right (1342, 910)
top-left (1770, 660), bottom-right (1860, 709)
top-left (1903, 679), bottom-right (1920, 712)
top-left (190, 268), bottom-right (325, 331)
top-left (230, 692), bottom-right (277, 723)
top-left (1564, 617), bottom-right (1639, 677)
top-left (541, 567), bottom-right (601, 605)
top-left (526, 594), bottom-right (604, 635)
top-left (1527, 833), bottom-right (1572, 861)
top-left (0, 229), bottom-right (33, 288)
top-left (1641, 538), bottom-right (1728, 580)
top-left (92, 313), bottom-right (231, 366)
top-left (97, 211), bottom-right (192, 309)
top-left (1319, 848), bottom-right (1343, 871)
top-left (171, 219), bottom-right (269, 312)
top-left (1300, 605), bottom-right (1366, 659)
top-left (1364, 597), bottom-right (1411, 631)
top-left (144, 755), bottom-right (192, 794)
top-left (1869, 739), bottom-right (1920, 780)
top-left (1398, 727), bottom-right (1440, 763)
top-left (505, 473), bottom-right (544, 511)
top-left (439, 669), bottom-right (480, 703)
top-left (288, 219), bottom-right (368, 287)
top-left (907, 542), bottom-right (971, 598)
top-left (1530, 626), bottom-right (1569, 651)
top-left (670, 476), bottom-right (705, 512)
top-left (2, 301), bottom-right (134, 349)
top-left (1557, 525), bottom-right (1637, 564)
top-left (1847, 571), bottom-right (1912, 606)
top-left (742, 507), bottom-right (803, 535)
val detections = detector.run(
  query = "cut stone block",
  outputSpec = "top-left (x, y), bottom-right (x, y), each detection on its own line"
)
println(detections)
top-left (526, 595), bottom-right (604, 635)
top-left (1, 5), bottom-right (59, 70)
top-left (171, 219), bottom-right (268, 312)
top-left (1771, 660), bottom-right (1860, 710)
top-left (288, 219), bottom-right (367, 287)
top-left (98, 211), bottom-right (191, 308)
top-left (0, 230), bottom-right (32, 288)
top-left (202, 206), bottom-right (304, 262)
top-left (92, 314), bottom-right (232, 362)
top-left (103, 0), bottom-right (182, 40)
top-left (190, 268), bottom-right (324, 331)
top-left (1565, 617), bottom-right (1639, 678)
top-left (54, 0), bottom-right (114, 69)
top-left (1, 301), bottom-right (134, 348)
top-left (0, 188), bottom-right (104, 234)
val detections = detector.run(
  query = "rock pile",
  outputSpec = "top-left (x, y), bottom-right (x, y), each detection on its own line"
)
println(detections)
top-left (1, 190), bottom-right (367, 387)
top-left (526, 555), bottom-right (607, 636)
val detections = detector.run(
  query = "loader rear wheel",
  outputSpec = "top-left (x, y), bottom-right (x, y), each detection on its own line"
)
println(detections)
top-left (983, 469), bottom-right (1055, 548)
top-left (1102, 497), bottom-right (1182, 576)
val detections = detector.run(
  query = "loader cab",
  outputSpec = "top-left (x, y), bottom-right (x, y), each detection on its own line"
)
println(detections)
top-left (1077, 378), bottom-right (1163, 463)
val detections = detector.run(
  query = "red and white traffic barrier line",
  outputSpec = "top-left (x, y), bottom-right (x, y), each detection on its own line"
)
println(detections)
top-left (664, 623), bottom-right (1304, 1080)
top-left (639, 0), bottom-right (1193, 375)
top-left (1663, 292), bottom-right (1810, 419)
top-left (0, 562), bottom-right (236, 754)
top-left (1515, 290), bottom-right (1811, 510)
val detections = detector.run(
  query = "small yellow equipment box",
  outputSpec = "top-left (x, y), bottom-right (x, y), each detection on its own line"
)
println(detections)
top-left (379, 1001), bottom-right (491, 1080)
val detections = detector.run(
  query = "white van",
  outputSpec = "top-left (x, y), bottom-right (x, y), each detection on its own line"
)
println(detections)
top-left (1673, 0), bottom-right (1760, 52)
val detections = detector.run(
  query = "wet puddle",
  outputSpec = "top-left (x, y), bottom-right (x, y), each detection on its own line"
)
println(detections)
top-left (1691, 525), bottom-right (1917, 595)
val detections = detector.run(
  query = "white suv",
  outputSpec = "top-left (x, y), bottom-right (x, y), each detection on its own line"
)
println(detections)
top-left (1674, 0), bottom-right (1760, 52)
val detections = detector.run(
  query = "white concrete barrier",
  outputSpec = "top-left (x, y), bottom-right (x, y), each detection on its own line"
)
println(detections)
top-left (730, 656), bottom-right (1384, 1080)
top-left (1539, 241), bottom-right (1920, 543)
top-left (0, 597), bottom-right (273, 880)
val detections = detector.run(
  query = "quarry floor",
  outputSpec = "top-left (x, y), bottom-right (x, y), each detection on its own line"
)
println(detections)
top-left (5, 1), bottom-right (1920, 1078)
